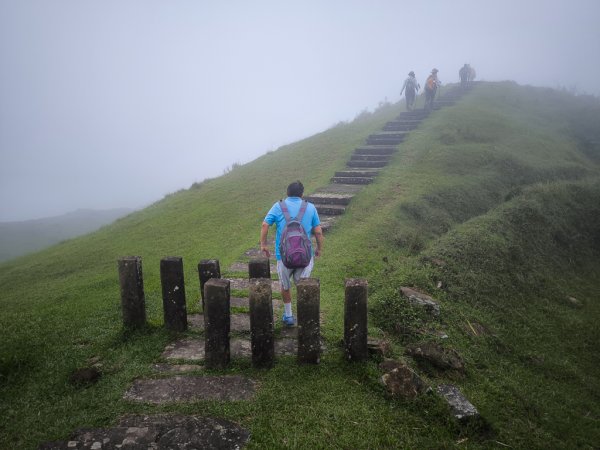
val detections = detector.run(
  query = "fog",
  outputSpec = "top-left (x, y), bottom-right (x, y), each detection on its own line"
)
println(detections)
top-left (1, 0), bottom-right (599, 221)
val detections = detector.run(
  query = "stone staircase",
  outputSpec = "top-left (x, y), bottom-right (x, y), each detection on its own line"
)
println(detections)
top-left (301, 86), bottom-right (468, 234)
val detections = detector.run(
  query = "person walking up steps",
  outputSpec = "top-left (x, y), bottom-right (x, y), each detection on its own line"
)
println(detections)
top-left (459, 63), bottom-right (470, 89)
top-left (424, 68), bottom-right (441, 110)
top-left (400, 71), bottom-right (420, 111)
top-left (260, 181), bottom-right (324, 326)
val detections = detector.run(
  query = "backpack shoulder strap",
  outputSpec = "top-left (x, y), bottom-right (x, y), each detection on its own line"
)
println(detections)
top-left (295, 200), bottom-right (308, 222)
top-left (279, 200), bottom-right (291, 223)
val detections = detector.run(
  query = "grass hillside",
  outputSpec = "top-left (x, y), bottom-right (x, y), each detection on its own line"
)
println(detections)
top-left (1, 82), bottom-right (599, 449)
top-left (0, 208), bottom-right (134, 262)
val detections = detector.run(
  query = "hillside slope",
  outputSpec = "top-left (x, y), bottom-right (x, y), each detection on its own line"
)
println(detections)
top-left (1, 83), bottom-right (599, 449)
top-left (0, 208), bottom-right (135, 262)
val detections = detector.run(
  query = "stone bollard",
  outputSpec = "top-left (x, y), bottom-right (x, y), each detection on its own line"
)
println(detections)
top-left (296, 278), bottom-right (321, 364)
top-left (344, 279), bottom-right (368, 362)
top-left (198, 259), bottom-right (221, 310)
top-left (160, 256), bottom-right (188, 332)
top-left (204, 278), bottom-right (230, 369)
top-left (118, 256), bottom-right (146, 328)
top-left (249, 257), bottom-right (270, 279)
top-left (249, 278), bottom-right (275, 368)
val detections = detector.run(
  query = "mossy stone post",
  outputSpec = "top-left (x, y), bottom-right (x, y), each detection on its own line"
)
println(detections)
top-left (344, 278), bottom-right (368, 361)
top-left (297, 278), bottom-right (320, 364)
top-left (198, 259), bottom-right (221, 310)
top-left (118, 256), bottom-right (146, 328)
top-left (204, 278), bottom-right (230, 369)
top-left (249, 278), bottom-right (274, 368)
top-left (160, 256), bottom-right (188, 332)
top-left (249, 257), bottom-right (270, 279)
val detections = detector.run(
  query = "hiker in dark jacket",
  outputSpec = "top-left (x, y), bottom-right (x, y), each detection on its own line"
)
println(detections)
top-left (424, 68), bottom-right (441, 110)
top-left (260, 181), bottom-right (324, 326)
top-left (459, 64), bottom-right (470, 89)
top-left (400, 71), bottom-right (420, 110)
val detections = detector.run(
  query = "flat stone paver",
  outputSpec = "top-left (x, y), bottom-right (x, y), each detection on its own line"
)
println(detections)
top-left (123, 375), bottom-right (257, 403)
top-left (227, 278), bottom-right (281, 292)
top-left (39, 414), bottom-right (250, 449)
top-left (229, 261), bottom-right (277, 273)
top-left (189, 313), bottom-right (251, 333)
top-left (152, 363), bottom-right (202, 373)
top-left (162, 337), bottom-right (304, 361)
top-left (230, 297), bottom-right (283, 309)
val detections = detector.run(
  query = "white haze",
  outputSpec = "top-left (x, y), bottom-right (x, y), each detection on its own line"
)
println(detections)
top-left (1, 0), bottom-right (599, 221)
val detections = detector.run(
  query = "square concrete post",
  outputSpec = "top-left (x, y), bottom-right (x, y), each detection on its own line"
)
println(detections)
top-left (118, 256), bottom-right (146, 328)
top-left (160, 256), bottom-right (188, 332)
top-left (204, 278), bottom-right (230, 369)
top-left (198, 259), bottom-right (221, 310)
top-left (344, 278), bottom-right (368, 361)
top-left (249, 278), bottom-right (275, 368)
top-left (249, 257), bottom-right (271, 279)
top-left (297, 278), bottom-right (320, 364)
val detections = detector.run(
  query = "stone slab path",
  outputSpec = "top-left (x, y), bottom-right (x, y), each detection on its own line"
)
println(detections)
top-left (39, 414), bottom-right (250, 449)
top-left (124, 375), bottom-right (258, 403)
top-left (161, 337), bottom-right (299, 361)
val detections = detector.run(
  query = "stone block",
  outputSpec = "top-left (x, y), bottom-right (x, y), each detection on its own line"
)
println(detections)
top-left (204, 279), bottom-right (230, 369)
top-left (436, 384), bottom-right (480, 421)
top-left (249, 278), bottom-right (275, 368)
top-left (344, 279), bottom-right (368, 362)
top-left (118, 256), bottom-right (146, 328)
top-left (160, 256), bottom-right (188, 332)
top-left (405, 342), bottom-right (464, 372)
top-left (400, 286), bottom-right (440, 317)
top-left (380, 361), bottom-right (429, 399)
top-left (297, 278), bottom-right (321, 364)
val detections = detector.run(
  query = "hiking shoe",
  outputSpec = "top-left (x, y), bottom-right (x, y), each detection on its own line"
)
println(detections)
top-left (282, 314), bottom-right (296, 327)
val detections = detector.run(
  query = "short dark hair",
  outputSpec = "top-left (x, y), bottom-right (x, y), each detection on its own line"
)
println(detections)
top-left (287, 181), bottom-right (304, 197)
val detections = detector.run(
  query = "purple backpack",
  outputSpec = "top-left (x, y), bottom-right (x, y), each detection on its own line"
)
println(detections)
top-left (279, 200), bottom-right (312, 269)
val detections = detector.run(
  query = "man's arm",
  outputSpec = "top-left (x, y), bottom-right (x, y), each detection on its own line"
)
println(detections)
top-left (260, 221), bottom-right (271, 258)
top-left (313, 225), bottom-right (324, 257)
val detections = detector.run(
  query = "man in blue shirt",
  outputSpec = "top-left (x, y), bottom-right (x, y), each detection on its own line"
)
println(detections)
top-left (260, 181), bottom-right (324, 326)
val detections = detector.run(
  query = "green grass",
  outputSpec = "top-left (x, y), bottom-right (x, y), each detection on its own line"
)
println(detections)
top-left (1, 83), bottom-right (600, 449)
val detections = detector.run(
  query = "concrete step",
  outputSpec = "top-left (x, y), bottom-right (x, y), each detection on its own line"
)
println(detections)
top-left (347, 160), bottom-right (389, 168)
top-left (366, 135), bottom-right (405, 145)
top-left (383, 122), bottom-right (420, 131)
top-left (354, 146), bottom-right (397, 155)
top-left (314, 183), bottom-right (364, 195)
top-left (398, 111), bottom-right (429, 119)
top-left (316, 204), bottom-right (346, 215)
top-left (350, 154), bottom-right (391, 162)
top-left (331, 176), bottom-right (374, 184)
top-left (334, 170), bottom-right (379, 178)
top-left (305, 192), bottom-right (355, 205)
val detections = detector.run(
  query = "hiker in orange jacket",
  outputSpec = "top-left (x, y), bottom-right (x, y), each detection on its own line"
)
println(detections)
top-left (424, 68), bottom-right (441, 110)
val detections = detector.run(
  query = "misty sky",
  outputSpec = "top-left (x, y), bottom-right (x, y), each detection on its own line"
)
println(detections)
top-left (1, 0), bottom-right (599, 221)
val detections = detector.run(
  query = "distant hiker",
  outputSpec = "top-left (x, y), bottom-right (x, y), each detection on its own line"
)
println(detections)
top-left (468, 66), bottom-right (476, 84)
top-left (400, 71), bottom-right (420, 111)
top-left (424, 68), bottom-right (441, 110)
top-left (459, 64), bottom-right (470, 89)
top-left (260, 181), bottom-right (324, 326)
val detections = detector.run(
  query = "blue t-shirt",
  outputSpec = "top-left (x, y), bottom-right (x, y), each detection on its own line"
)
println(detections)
top-left (264, 197), bottom-right (321, 260)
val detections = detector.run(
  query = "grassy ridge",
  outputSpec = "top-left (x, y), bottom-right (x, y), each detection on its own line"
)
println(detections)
top-left (1, 83), bottom-right (599, 449)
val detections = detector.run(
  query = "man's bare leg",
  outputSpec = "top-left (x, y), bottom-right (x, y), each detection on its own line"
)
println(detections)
top-left (281, 288), bottom-right (294, 324)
